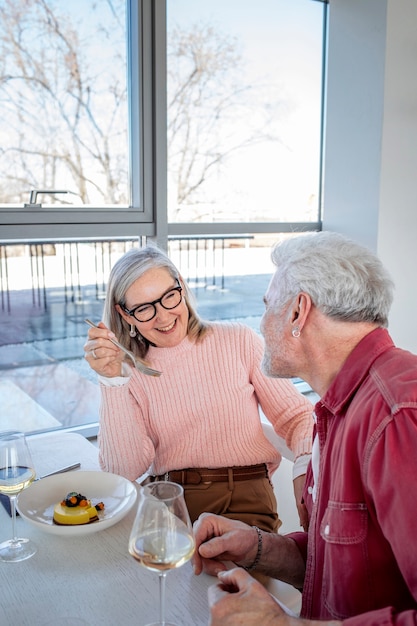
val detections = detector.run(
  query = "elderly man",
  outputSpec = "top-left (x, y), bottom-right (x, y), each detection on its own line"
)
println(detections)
top-left (193, 231), bottom-right (417, 625)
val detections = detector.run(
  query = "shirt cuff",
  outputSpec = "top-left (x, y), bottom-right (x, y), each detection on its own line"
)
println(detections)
top-left (293, 453), bottom-right (312, 480)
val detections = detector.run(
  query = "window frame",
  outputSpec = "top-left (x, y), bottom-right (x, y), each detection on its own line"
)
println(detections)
top-left (0, 0), bottom-right (157, 241)
top-left (166, 0), bottom-right (327, 240)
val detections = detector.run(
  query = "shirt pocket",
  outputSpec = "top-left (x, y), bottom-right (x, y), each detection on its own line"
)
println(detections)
top-left (320, 500), bottom-right (371, 619)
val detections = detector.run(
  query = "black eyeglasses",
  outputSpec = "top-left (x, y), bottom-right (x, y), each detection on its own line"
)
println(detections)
top-left (121, 281), bottom-right (183, 323)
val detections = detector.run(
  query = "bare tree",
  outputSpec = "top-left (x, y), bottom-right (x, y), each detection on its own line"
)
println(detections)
top-left (0, 0), bottom-right (127, 205)
top-left (0, 3), bottom-right (281, 215)
top-left (167, 23), bottom-right (282, 221)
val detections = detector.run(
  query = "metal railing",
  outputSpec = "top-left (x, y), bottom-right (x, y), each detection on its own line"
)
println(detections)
top-left (0, 235), bottom-right (254, 314)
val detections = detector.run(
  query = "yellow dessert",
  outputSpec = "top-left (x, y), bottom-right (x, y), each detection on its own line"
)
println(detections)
top-left (53, 492), bottom-right (105, 526)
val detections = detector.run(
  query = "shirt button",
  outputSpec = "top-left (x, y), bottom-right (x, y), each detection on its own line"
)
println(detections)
top-left (324, 524), bottom-right (330, 535)
top-left (307, 486), bottom-right (313, 494)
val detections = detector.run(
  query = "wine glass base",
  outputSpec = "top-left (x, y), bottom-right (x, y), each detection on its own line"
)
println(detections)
top-left (0, 537), bottom-right (37, 562)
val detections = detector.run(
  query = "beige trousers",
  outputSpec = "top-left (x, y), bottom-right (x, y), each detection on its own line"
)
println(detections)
top-left (182, 475), bottom-right (281, 533)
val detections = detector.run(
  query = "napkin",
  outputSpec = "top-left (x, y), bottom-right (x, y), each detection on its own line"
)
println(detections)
top-left (0, 493), bottom-right (17, 517)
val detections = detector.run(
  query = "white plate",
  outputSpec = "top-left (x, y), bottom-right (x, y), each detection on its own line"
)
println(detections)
top-left (16, 471), bottom-right (137, 536)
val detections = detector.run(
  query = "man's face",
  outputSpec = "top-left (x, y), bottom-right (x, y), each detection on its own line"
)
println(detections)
top-left (260, 272), bottom-right (296, 379)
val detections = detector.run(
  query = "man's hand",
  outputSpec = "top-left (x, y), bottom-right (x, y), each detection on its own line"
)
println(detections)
top-left (209, 568), bottom-right (343, 626)
top-left (193, 512), bottom-right (308, 589)
top-left (208, 568), bottom-right (287, 626)
top-left (193, 513), bottom-right (259, 576)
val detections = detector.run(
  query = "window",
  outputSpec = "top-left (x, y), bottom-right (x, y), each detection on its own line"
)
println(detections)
top-left (0, 0), bottom-right (129, 206)
top-left (167, 0), bottom-right (325, 232)
top-left (0, 0), bottom-right (326, 436)
top-left (0, 0), bottom-right (156, 239)
top-left (0, 0), bottom-right (326, 240)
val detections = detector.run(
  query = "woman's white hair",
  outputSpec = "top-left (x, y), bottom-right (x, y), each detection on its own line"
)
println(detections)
top-left (270, 232), bottom-right (394, 326)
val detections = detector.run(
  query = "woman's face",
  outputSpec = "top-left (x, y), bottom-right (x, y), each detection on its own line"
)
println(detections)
top-left (117, 267), bottom-right (189, 348)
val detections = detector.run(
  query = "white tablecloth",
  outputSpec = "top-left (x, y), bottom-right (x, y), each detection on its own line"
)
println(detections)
top-left (0, 431), bottom-right (300, 625)
top-left (0, 432), bottom-right (212, 626)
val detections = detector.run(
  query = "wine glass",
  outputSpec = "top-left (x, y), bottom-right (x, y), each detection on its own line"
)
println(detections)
top-left (128, 481), bottom-right (195, 626)
top-left (0, 431), bottom-right (37, 562)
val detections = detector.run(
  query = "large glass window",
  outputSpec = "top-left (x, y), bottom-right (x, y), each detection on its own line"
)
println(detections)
top-left (0, 0), bottom-right (157, 239)
top-left (167, 0), bottom-right (324, 226)
top-left (0, 0), bottom-right (326, 436)
top-left (0, 0), bottom-right (129, 206)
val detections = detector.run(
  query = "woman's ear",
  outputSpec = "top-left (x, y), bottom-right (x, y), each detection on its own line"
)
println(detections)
top-left (115, 303), bottom-right (131, 324)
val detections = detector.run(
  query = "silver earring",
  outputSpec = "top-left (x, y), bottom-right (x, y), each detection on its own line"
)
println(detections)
top-left (292, 327), bottom-right (301, 338)
top-left (129, 324), bottom-right (137, 338)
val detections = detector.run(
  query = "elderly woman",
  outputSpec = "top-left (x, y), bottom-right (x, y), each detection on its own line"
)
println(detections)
top-left (84, 244), bottom-right (313, 532)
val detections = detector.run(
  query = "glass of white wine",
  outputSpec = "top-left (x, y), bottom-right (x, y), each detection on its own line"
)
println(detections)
top-left (0, 431), bottom-right (37, 562)
top-left (128, 481), bottom-right (195, 626)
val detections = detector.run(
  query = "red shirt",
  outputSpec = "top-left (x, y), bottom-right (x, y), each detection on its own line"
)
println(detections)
top-left (290, 327), bottom-right (417, 624)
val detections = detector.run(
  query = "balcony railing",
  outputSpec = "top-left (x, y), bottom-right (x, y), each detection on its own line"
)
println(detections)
top-left (0, 235), bottom-right (256, 314)
top-left (0, 234), bottom-right (274, 350)
top-left (0, 235), bottom-right (313, 436)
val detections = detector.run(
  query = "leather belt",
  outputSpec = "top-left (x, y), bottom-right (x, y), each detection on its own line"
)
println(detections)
top-left (155, 464), bottom-right (268, 485)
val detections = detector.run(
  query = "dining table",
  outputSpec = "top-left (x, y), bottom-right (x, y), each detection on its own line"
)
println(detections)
top-left (0, 430), bottom-right (301, 625)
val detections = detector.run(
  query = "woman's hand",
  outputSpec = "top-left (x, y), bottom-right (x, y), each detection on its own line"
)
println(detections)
top-left (84, 321), bottom-right (126, 378)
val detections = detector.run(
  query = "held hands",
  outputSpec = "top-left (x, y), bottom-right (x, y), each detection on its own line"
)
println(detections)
top-left (84, 321), bottom-right (126, 378)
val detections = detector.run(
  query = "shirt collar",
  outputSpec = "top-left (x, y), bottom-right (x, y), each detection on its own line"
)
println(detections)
top-left (317, 327), bottom-right (395, 418)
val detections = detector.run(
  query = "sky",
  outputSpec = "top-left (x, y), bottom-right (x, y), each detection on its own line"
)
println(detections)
top-left (0, 0), bottom-right (325, 217)
top-left (166, 0), bottom-right (325, 222)
top-left (167, 0), bottom-right (323, 97)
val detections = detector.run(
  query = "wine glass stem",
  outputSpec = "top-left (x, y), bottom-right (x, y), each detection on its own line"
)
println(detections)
top-left (159, 572), bottom-right (167, 625)
top-left (10, 495), bottom-right (18, 542)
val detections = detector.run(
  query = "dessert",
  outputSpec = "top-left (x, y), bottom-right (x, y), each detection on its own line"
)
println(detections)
top-left (53, 491), bottom-right (105, 526)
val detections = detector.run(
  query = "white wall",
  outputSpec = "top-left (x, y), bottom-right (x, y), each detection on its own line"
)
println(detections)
top-left (377, 0), bottom-right (417, 353)
top-left (322, 0), bottom-right (417, 353)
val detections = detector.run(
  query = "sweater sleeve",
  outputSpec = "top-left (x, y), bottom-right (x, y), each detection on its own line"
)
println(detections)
top-left (97, 379), bottom-right (156, 481)
top-left (246, 327), bottom-right (314, 460)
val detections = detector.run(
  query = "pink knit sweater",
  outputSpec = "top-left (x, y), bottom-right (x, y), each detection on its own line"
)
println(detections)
top-left (98, 323), bottom-right (313, 480)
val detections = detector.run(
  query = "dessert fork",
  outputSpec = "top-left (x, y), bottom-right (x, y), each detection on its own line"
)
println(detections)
top-left (84, 319), bottom-right (162, 377)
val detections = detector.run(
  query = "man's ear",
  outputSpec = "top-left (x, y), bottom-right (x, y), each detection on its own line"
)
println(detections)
top-left (292, 293), bottom-right (312, 329)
